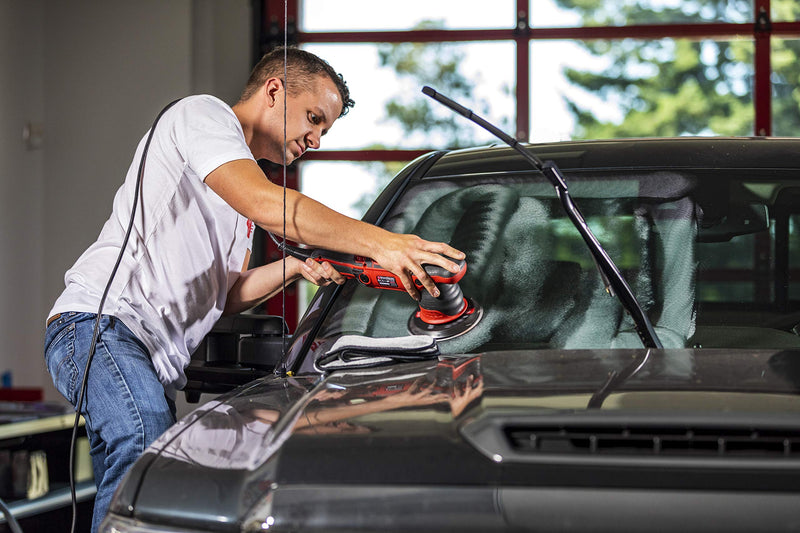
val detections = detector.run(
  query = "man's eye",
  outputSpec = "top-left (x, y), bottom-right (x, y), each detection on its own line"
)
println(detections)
top-left (308, 112), bottom-right (320, 124)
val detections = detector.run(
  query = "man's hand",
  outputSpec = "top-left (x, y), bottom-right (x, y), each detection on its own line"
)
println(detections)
top-left (295, 257), bottom-right (346, 287)
top-left (370, 232), bottom-right (465, 300)
top-left (224, 256), bottom-right (345, 315)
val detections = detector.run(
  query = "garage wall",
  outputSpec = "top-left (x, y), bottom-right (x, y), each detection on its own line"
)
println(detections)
top-left (0, 0), bottom-right (46, 395)
top-left (1, 0), bottom-right (252, 402)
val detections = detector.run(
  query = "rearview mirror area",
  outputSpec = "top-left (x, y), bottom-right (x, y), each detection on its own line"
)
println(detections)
top-left (698, 203), bottom-right (769, 242)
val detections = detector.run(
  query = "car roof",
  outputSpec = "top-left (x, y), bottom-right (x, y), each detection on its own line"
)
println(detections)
top-left (424, 137), bottom-right (800, 178)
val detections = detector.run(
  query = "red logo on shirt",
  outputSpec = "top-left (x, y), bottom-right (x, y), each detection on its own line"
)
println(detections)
top-left (246, 220), bottom-right (254, 238)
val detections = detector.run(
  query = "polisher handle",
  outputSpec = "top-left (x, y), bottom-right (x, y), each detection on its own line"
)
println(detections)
top-left (281, 243), bottom-right (466, 292)
top-left (421, 258), bottom-right (467, 286)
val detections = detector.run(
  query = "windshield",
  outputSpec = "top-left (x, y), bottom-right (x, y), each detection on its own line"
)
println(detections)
top-left (299, 164), bottom-right (800, 365)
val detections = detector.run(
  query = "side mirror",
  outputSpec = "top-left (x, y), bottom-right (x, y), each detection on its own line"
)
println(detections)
top-left (183, 314), bottom-right (290, 403)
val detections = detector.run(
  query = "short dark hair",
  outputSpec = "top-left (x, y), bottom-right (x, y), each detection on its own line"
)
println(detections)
top-left (239, 46), bottom-right (355, 118)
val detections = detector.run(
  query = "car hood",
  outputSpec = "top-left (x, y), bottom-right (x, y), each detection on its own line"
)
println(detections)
top-left (113, 347), bottom-right (800, 530)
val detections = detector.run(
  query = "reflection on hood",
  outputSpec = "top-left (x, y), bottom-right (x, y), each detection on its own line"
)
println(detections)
top-left (153, 357), bottom-right (486, 470)
top-left (159, 402), bottom-right (279, 470)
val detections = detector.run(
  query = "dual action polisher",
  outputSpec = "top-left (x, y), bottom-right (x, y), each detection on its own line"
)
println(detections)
top-left (279, 244), bottom-right (483, 340)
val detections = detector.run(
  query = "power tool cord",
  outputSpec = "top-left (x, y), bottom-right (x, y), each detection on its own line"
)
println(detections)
top-left (68, 99), bottom-right (180, 533)
top-left (0, 494), bottom-right (23, 533)
top-left (281, 20), bottom-right (289, 360)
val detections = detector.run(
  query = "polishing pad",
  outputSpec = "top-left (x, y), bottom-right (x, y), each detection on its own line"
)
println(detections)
top-left (407, 298), bottom-right (484, 340)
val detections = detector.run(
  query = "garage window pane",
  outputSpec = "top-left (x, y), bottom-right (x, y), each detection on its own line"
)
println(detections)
top-left (532, 0), bottom-right (753, 28)
top-left (301, 0), bottom-right (515, 31)
top-left (532, 38), bottom-right (754, 141)
top-left (300, 161), bottom-right (384, 220)
top-left (771, 39), bottom-right (800, 137)
top-left (772, 1), bottom-right (800, 23)
top-left (303, 42), bottom-right (515, 150)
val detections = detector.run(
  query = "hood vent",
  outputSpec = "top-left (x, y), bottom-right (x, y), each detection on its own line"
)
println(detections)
top-left (505, 425), bottom-right (800, 458)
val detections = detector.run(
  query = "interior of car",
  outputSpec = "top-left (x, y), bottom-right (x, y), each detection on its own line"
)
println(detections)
top-left (320, 169), bottom-right (800, 356)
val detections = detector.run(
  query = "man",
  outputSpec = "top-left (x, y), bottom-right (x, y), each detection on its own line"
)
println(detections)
top-left (44, 46), bottom-right (464, 532)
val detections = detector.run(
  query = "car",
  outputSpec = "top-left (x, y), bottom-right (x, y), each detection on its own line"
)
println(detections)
top-left (100, 136), bottom-right (800, 533)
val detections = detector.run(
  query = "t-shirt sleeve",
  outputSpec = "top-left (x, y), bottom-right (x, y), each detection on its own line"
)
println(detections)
top-left (172, 96), bottom-right (255, 181)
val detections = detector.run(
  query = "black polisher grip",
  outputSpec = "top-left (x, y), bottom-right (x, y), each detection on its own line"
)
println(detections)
top-left (422, 257), bottom-right (467, 284)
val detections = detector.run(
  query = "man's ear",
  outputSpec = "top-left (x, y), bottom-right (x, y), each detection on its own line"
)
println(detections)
top-left (264, 77), bottom-right (284, 107)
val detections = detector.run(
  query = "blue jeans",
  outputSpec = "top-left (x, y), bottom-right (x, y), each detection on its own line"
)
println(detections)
top-left (44, 312), bottom-right (176, 533)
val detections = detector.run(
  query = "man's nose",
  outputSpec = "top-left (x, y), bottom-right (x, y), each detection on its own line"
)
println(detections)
top-left (306, 128), bottom-right (322, 149)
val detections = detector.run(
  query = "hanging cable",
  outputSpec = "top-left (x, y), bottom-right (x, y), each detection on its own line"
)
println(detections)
top-left (0, 496), bottom-right (23, 533)
top-left (281, 0), bottom-right (289, 362)
top-left (67, 98), bottom-right (180, 533)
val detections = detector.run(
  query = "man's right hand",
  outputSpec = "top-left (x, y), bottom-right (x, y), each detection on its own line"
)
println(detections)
top-left (368, 231), bottom-right (465, 301)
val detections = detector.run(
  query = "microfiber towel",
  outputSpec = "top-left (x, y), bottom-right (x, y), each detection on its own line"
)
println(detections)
top-left (316, 335), bottom-right (440, 371)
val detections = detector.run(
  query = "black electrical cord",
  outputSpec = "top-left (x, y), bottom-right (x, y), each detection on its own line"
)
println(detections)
top-left (281, 24), bottom-right (289, 362)
top-left (68, 99), bottom-right (180, 533)
top-left (0, 494), bottom-right (23, 533)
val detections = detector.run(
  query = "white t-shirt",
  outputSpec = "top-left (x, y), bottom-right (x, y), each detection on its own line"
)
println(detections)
top-left (49, 95), bottom-right (256, 396)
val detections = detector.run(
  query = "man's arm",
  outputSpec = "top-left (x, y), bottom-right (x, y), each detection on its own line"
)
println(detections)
top-left (206, 158), bottom-right (464, 300)
top-left (224, 251), bottom-right (346, 315)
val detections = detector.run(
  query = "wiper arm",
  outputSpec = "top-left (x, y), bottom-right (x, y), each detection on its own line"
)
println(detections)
top-left (587, 349), bottom-right (652, 408)
top-left (422, 86), bottom-right (663, 349)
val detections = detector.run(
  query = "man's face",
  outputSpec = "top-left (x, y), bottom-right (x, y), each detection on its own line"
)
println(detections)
top-left (260, 75), bottom-right (343, 164)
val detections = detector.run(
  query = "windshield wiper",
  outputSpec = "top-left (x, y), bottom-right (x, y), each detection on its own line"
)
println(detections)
top-left (588, 349), bottom-right (653, 408)
top-left (422, 86), bottom-right (663, 349)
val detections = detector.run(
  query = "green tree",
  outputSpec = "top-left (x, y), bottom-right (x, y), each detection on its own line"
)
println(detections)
top-left (552, 0), bottom-right (800, 138)
top-left (376, 21), bottom-right (496, 149)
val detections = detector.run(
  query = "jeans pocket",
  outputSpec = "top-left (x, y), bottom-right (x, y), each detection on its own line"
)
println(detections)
top-left (45, 323), bottom-right (79, 406)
